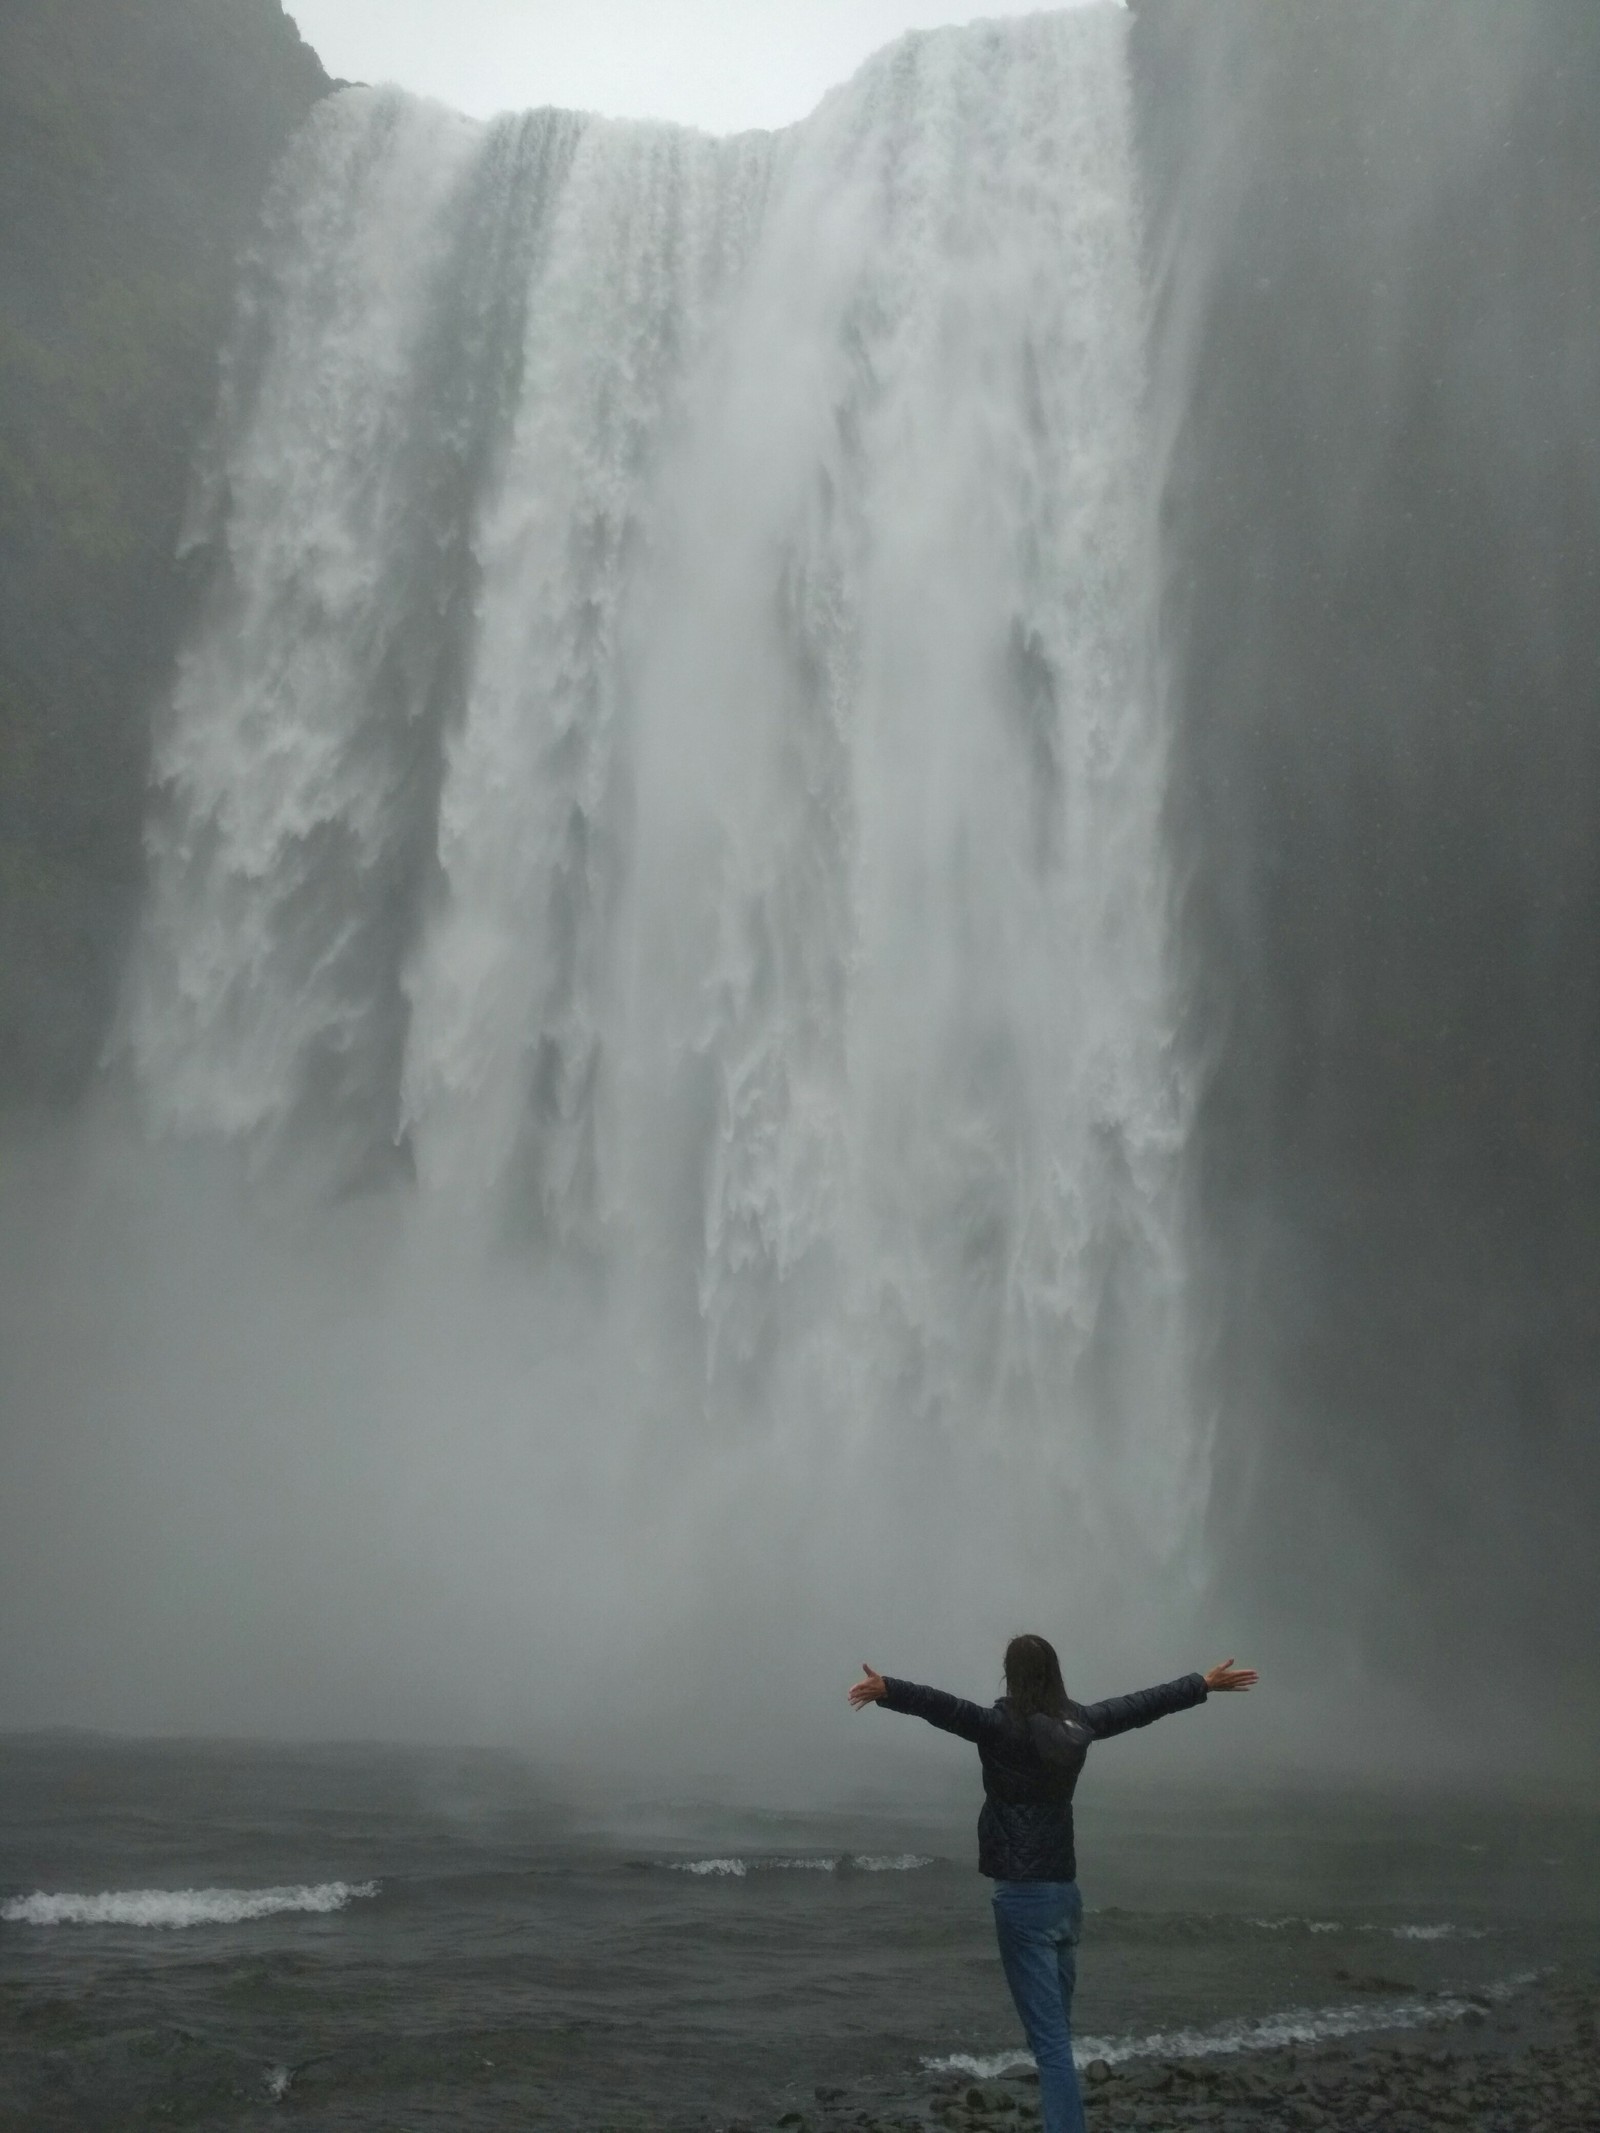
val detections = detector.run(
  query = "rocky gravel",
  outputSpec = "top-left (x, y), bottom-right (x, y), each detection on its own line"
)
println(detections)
top-left (739, 1976), bottom-right (1600, 2133)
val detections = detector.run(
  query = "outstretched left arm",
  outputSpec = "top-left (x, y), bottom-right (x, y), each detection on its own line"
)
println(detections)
top-left (1081, 1659), bottom-right (1257, 1742)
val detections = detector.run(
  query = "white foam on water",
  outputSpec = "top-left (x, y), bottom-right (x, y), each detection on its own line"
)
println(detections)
top-left (664, 1855), bottom-right (836, 1876)
top-left (664, 1852), bottom-right (934, 1876)
top-left (1244, 1916), bottom-right (1485, 1941)
top-left (922, 1972), bottom-right (1538, 2076)
top-left (1, 1881), bottom-right (379, 1928)
top-left (1390, 1923), bottom-right (1486, 1942)
top-left (929, 2051), bottom-right (1035, 2080)
top-left (1096, 1911), bottom-right (1488, 1941)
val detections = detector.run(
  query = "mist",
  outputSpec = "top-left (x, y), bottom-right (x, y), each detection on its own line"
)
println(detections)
top-left (2, 1100), bottom-right (1193, 1784)
top-left (2, 1), bottom-right (1597, 1795)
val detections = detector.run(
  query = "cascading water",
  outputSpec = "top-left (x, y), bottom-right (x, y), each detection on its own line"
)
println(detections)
top-left (105, 5), bottom-right (1203, 1753)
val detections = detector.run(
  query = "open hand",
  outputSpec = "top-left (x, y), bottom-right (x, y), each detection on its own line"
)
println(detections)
top-left (1203, 1659), bottom-right (1258, 1693)
top-left (848, 1664), bottom-right (887, 1710)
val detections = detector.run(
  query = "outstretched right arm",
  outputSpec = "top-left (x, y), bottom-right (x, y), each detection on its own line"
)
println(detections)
top-left (847, 1664), bottom-right (1001, 1745)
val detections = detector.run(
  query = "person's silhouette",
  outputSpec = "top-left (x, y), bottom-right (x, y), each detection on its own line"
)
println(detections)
top-left (850, 1640), bottom-right (1257, 2133)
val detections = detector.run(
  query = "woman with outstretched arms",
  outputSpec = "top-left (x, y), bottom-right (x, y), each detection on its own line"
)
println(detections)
top-left (849, 1639), bottom-right (1257, 2133)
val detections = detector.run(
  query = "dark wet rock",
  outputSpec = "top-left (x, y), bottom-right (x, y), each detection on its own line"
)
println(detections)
top-left (1123, 2066), bottom-right (1172, 2095)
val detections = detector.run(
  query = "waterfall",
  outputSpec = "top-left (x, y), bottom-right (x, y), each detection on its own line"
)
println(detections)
top-left (115, 5), bottom-right (1203, 1738)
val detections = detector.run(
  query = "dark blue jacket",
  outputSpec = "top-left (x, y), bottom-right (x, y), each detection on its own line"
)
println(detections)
top-left (877, 1672), bottom-right (1207, 1882)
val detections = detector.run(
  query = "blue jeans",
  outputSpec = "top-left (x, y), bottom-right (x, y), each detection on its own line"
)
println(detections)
top-left (990, 1880), bottom-right (1085, 2133)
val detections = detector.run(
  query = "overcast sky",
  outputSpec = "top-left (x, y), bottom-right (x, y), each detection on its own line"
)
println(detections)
top-left (286, 2), bottom-right (1099, 135)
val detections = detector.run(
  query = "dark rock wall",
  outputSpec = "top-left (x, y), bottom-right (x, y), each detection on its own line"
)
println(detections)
top-left (1132, 0), bottom-right (1600, 1743)
top-left (0, 0), bottom-right (328, 1096)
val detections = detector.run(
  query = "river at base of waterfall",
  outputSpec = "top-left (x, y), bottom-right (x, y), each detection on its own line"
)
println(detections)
top-left (1, 1736), bottom-right (1595, 2130)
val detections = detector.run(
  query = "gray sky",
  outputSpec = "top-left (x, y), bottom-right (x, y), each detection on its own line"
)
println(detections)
top-left (286, 1), bottom-right (1100, 134)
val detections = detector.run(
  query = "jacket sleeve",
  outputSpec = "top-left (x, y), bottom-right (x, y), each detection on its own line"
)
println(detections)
top-left (878, 1677), bottom-right (1004, 1744)
top-left (1079, 1673), bottom-right (1207, 1741)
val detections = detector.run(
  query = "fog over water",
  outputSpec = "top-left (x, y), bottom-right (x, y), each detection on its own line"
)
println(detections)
top-left (2, 1), bottom-right (1596, 1786)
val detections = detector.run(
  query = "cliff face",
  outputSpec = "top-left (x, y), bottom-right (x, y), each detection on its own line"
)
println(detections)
top-left (1132, 0), bottom-right (1600, 1727)
top-left (0, 0), bottom-right (329, 1097)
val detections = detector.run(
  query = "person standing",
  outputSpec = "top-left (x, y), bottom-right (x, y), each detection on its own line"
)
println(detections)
top-left (848, 1637), bottom-right (1257, 2133)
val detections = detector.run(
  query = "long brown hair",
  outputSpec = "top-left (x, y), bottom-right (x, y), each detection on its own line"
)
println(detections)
top-left (1004, 1633), bottom-right (1070, 1718)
